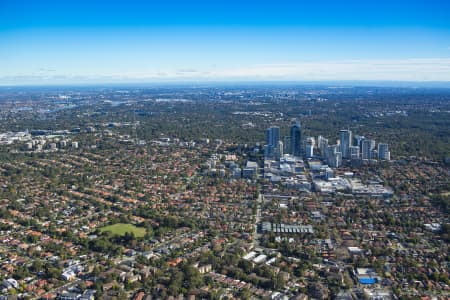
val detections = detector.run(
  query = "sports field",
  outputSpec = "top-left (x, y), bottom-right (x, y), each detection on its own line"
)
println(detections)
top-left (99, 223), bottom-right (146, 238)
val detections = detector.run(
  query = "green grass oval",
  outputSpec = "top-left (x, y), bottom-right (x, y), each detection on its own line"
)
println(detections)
top-left (99, 223), bottom-right (146, 238)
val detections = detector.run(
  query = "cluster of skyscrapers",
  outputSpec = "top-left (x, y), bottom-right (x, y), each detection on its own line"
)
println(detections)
top-left (317, 130), bottom-right (390, 167)
top-left (265, 123), bottom-right (390, 168)
top-left (264, 120), bottom-right (302, 160)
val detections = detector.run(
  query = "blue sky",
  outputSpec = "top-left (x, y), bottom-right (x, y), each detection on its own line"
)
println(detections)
top-left (1, 0), bottom-right (450, 84)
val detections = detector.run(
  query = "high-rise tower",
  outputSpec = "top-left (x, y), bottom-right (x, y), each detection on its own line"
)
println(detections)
top-left (361, 139), bottom-right (375, 159)
top-left (378, 143), bottom-right (390, 160)
top-left (339, 129), bottom-right (352, 159)
top-left (305, 137), bottom-right (315, 158)
top-left (265, 126), bottom-right (281, 159)
top-left (290, 121), bottom-right (302, 157)
top-left (266, 126), bottom-right (280, 147)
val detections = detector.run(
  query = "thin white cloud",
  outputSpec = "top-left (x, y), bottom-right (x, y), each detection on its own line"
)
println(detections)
top-left (176, 68), bottom-right (200, 73)
top-left (206, 59), bottom-right (450, 81)
top-left (2, 58), bottom-right (450, 84)
top-left (105, 58), bottom-right (450, 81)
top-left (103, 58), bottom-right (450, 81)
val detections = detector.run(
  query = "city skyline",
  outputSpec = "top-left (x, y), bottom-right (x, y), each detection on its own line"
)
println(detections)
top-left (1, 0), bottom-right (450, 85)
top-left (0, 1), bottom-right (449, 297)
top-left (0, 83), bottom-right (448, 299)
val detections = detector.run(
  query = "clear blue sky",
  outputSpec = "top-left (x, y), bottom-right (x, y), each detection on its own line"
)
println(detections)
top-left (1, 0), bottom-right (450, 84)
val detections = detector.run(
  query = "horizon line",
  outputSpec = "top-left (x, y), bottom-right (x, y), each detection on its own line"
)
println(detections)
top-left (2, 80), bottom-right (450, 89)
